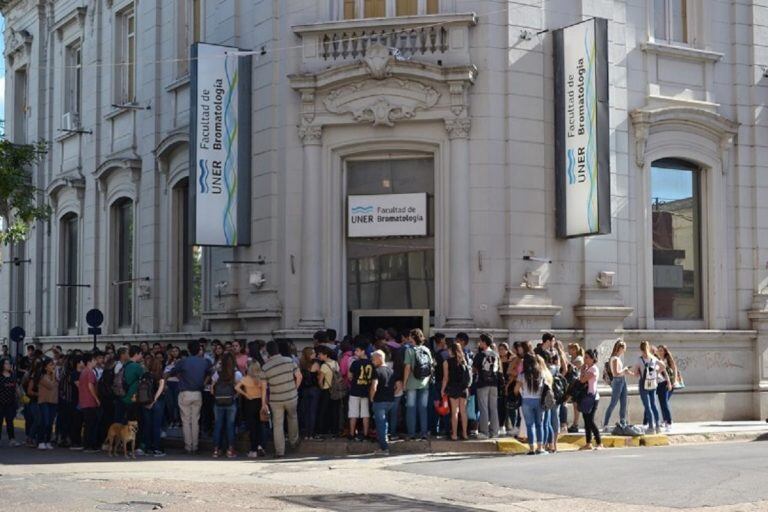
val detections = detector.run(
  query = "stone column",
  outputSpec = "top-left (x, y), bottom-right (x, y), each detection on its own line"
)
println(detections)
top-left (574, 273), bottom-right (633, 358)
top-left (298, 125), bottom-right (324, 328)
top-left (445, 118), bottom-right (473, 327)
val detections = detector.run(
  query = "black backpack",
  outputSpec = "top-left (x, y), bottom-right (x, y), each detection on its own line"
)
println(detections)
top-left (459, 362), bottom-right (472, 389)
top-left (552, 373), bottom-right (568, 404)
top-left (214, 378), bottom-right (236, 406)
top-left (412, 347), bottom-right (433, 379)
top-left (99, 367), bottom-right (115, 399)
top-left (136, 372), bottom-right (156, 405)
top-left (478, 351), bottom-right (499, 386)
top-left (112, 364), bottom-right (127, 398)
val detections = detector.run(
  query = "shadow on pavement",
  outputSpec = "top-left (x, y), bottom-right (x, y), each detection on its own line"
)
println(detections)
top-left (279, 494), bottom-right (483, 511)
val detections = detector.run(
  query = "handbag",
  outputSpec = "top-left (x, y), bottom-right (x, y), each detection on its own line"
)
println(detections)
top-left (260, 406), bottom-right (271, 423)
top-left (433, 394), bottom-right (450, 416)
top-left (579, 393), bottom-right (596, 415)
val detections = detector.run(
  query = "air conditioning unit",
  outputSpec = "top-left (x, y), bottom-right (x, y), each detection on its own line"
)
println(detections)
top-left (62, 112), bottom-right (79, 131)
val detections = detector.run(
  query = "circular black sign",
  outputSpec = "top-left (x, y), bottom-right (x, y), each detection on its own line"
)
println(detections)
top-left (9, 326), bottom-right (25, 343)
top-left (85, 309), bottom-right (104, 328)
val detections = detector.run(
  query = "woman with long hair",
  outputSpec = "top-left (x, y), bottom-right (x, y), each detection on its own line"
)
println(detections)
top-left (297, 346), bottom-right (321, 439)
top-left (578, 349), bottom-right (603, 450)
top-left (211, 352), bottom-right (241, 458)
top-left (656, 345), bottom-right (677, 431)
top-left (602, 339), bottom-right (634, 431)
top-left (35, 359), bottom-right (58, 450)
top-left (441, 340), bottom-right (471, 441)
top-left (235, 360), bottom-right (268, 458)
top-left (633, 341), bottom-right (666, 434)
top-left (497, 343), bottom-right (511, 436)
top-left (515, 353), bottom-right (545, 455)
top-left (232, 340), bottom-right (249, 376)
top-left (0, 358), bottom-right (21, 446)
top-left (565, 342), bottom-right (584, 433)
top-left (141, 358), bottom-right (167, 456)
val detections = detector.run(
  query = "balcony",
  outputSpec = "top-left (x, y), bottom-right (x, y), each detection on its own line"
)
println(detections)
top-left (293, 13), bottom-right (477, 73)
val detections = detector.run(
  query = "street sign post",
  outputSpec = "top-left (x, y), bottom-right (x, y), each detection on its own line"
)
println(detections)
top-left (9, 326), bottom-right (25, 376)
top-left (85, 309), bottom-right (104, 351)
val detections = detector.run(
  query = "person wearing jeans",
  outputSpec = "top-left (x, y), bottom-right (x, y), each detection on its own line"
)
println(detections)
top-left (515, 353), bottom-right (545, 454)
top-left (473, 334), bottom-right (500, 439)
top-left (170, 340), bottom-right (212, 454)
top-left (634, 341), bottom-right (663, 434)
top-left (213, 402), bottom-right (237, 456)
top-left (77, 354), bottom-right (101, 452)
top-left (142, 359), bottom-right (167, 456)
top-left (403, 329), bottom-right (433, 440)
top-left (656, 379), bottom-right (673, 428)
top-left (602, 340), bottom-right (632, 430)
top-left (370, 350), bottom-right (396, 452)
top-left (579, 349), bottom-right (603, 450)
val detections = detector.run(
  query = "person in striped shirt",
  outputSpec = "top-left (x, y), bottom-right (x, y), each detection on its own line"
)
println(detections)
top-left (260, 340), bottom-right (302, 458)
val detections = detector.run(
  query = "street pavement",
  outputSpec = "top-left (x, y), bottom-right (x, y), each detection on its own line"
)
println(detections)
top-left (1, 439), bottom-right (768, 511)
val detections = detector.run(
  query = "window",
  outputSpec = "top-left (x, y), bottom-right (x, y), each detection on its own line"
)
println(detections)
top-left (116, 5), bottom-right (136, 103)
top-left (651, 159), bottom-right (702, 320)
top-left (113, 198), bottom-right (134, 328)
top-left (654, 0), bottom-right (687, 44)
top-left (13, 67), bottom-right (28, 143)
top-left (175, 179), bottom-right (202, 323)
top-left (343, 0), bottom-right (438, 19)
top-left (64, 42), bottom-right (82, 118)
top-left (177, 0), bottom-right (202, 77)
top-left (61, 214), bottom-right (79, 331)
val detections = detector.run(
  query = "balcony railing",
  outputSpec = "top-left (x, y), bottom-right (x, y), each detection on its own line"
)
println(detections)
top-left (293, 13), bottom-right (477, 71)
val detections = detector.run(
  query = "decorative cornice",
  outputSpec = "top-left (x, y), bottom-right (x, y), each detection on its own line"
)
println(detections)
top-left (93, 156), bottom-right (142, 183)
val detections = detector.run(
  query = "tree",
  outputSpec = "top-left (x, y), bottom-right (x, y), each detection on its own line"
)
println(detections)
top-left (0, 140), bottom-right (51, 265)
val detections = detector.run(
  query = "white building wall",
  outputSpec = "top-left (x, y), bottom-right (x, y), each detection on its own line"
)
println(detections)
top-left (2, 0), bottom-right (768, 420)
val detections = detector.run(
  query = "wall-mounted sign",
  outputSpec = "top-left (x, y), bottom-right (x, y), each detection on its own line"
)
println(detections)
top-left (554, 18), bottom-right (611, 238)
top-left (347, 193), bottom-right (427, 238)
top-left (190, 43), bottom-right (251, 246)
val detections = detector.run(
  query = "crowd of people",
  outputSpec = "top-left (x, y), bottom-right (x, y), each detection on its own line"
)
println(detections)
top-left (0, 330), bottom-right (683, 458)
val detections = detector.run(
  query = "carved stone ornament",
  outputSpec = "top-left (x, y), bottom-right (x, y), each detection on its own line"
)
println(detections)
top-left (298, 124), bottom-right (322, 145)
top-left (363, 43), bottom-right (393, 80)
top-left (445, 118), bottom-right (471, 139)
top-left (323, 78), bottom-right (440, 127)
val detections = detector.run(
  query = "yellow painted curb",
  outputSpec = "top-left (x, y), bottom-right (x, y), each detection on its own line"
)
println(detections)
top-left (640, 434), bottom-right (670, 447)
top-left (13, 418), bottom-right (24, 429)
top-left (557, 434), bottom-right (586, 447)
top-left (497, 438), bottom-right (530, 454)
top-left (556, 442), bottom-right (580, 452)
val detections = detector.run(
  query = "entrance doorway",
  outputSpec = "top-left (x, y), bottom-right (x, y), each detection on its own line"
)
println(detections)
top-left (351, 309), bottom-right (430, 337)
top-left (345, 156), bottom-right (434, 335)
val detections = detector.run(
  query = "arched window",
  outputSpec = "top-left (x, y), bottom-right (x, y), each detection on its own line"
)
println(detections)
top-left (113, 198), bottom-right (134, 328)
top-left (174, 179), bottom-right (202, 324)
top-left (651, 158), bottom-right (702, 320)
top-left (60, 213), bottom-right (79, 331)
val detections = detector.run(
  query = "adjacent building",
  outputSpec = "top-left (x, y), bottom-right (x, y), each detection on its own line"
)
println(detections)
top-left (2, 0), bottom-right (768, 421)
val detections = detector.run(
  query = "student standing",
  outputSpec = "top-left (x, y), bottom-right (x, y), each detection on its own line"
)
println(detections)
top-left (211, 352), bottom-right (241, 458)
top-left (634, 341), bottom-right (666, 434)
top-left (316, 346), bottom-right (341, 437)
top-left (141, 358), bottom-right (167, 457)
top-left (348, 342), bottom-right (374, 441)
top-left (78, 354), bottom-right (101, 453)
top-left (369, 350), bottom-right (395, 454)
top-left (169, 340), bottom-right (212, 455)
top-left (579, 349), bottom-right (603, 450)
top-left (0, 358), bottom-right (20, 446)
top-left (515, 354), bottom-right (545, 455)
top-left (260, 340), bottom-right (302, 458)
top-left (656, 345), bottom-right (677, 432)
top-left (441, 341), bottom-right (471, 440)
top-left (297, 347), bottom-right (320, 440)
top-left (473, 333), bottom-right (500, 439)
top-left (235, 360), bottom-right (268, 458)
top-left (602, 340), bottom-right (634, 430)
top-left (36, 359), bottom-right (58, 449)
top-left (403, 329), bottom-right (433, 441)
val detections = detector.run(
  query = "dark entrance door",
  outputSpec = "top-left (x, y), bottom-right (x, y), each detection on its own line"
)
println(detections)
top-left (357, 315), bottom-right (423, 338)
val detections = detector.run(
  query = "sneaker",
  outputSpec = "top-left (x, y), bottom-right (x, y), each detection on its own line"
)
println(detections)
top-left (664, 424), bottom-right (672, 433)
top-left (602, 426), bottom-right (612, 434)
top-left (645, 426), bottom-right (655, 435)
top-left (476, 433), bottom-right (489, 440)
top-left (160, 431), bottom-right (167, 439)
top-left (498, 427), bottom-right (507, 437)
top-left (69, 445), bottom-right (84, 451)
top-left (389, 435), bottom-right (400, 441)
top-left (46, 443), bottom-right (54, 450)
top-left (38, 443), bottom-right (47, 450)
top-left (226, 449), bottom-right (237, 458)
top-left (257, 447), bottom-right (267, 457)
top-left (247, 451), bottom-right (258, 459)
top-left (134, 448), bottom-right (145, 457)
top-left (567, 425), bottom-right (579, 433)
top-left (373, 449), bottom-right (390, 456)
top-left (153, 450), bottom-right (166, 457)
top-left (9, 439), bottom-right (21, 447)
top-left (654, 426), bottom-right (661, 435)
top-left (509, 427), bottom-right (520, 437)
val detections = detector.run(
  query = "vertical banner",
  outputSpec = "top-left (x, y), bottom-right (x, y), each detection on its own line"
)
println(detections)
top-left (190, 43), bottom-right (251, 246)
top-left (554, 18), bottom-right (610, 238)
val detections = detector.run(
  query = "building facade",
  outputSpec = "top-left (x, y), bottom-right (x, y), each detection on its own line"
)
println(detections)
top-left (2, 0), bottom-right (768, 421)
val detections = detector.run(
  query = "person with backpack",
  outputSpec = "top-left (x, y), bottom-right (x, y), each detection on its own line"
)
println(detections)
top-left (168, 340), bottom-right (212, 455)
top-left (316, 345), bottom-right (342, 438)
top-left (633, 341), bottom-right (666, 434)
top-left (121, 346), bottom-right (145, 429)
top-left (579, 349), bottom-right (603, 450)
top-left (441, 340), bottom-right (471, 440)
top-left (602, 339), bottom-right (634, 432)
top-left (210, 352), bottom-right (241, 458)
top-left (472, 333), bottom-right (500, 440)
top-left (403, 328), bottom-right (433, 441)
top-left (137, 358), bottom-right (166, 456)
top-left (348, 340), bottom-right (374, 441)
